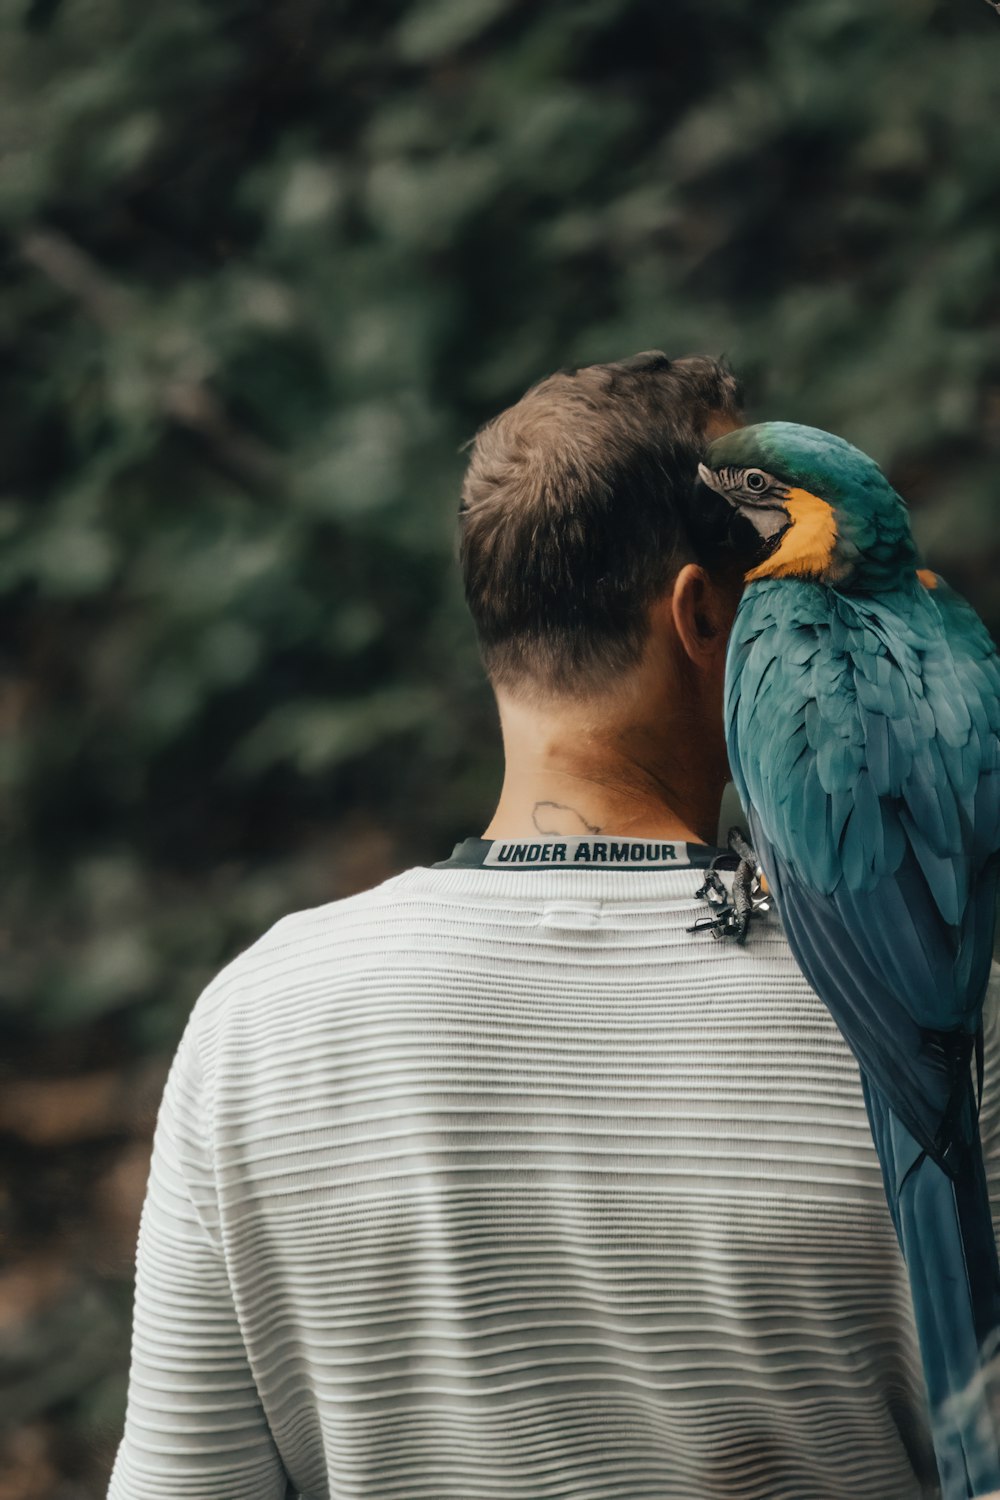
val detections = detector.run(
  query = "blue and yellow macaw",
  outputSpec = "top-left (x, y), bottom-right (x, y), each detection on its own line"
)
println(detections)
top-left (698, 421), bottom-right (1000, 1498)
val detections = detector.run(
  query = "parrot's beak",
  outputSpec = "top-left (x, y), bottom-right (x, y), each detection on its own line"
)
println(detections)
top-left (695, 463), bottom-right (791, 544)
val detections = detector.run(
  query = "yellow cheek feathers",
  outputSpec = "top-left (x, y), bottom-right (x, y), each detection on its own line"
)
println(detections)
top-left (744, 488), bottom-right (839, 582)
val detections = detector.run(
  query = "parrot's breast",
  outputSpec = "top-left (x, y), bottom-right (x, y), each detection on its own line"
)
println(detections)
top-left (745, 489), bottom-right (839, 583)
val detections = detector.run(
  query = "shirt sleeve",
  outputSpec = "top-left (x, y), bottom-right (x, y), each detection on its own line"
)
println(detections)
top-left (107, 1018), bottom-right (291, 1500)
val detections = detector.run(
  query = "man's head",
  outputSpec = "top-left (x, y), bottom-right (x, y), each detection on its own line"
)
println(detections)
top-left (459, 351), bottom-right (745, 705)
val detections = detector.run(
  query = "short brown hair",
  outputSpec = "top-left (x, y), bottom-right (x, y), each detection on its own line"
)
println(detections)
top-left (458, 351), bottom-right (743, 698)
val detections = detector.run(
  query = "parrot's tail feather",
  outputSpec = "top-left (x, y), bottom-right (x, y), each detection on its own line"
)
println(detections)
top-left (866, 1081), bottom-right (1000, 1498)
top-left (936, 1326), bottom-right (1000, 1500)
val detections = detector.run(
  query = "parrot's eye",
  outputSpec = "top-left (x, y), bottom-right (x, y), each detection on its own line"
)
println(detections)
top-left (744, 470), bottom-right (769, 493)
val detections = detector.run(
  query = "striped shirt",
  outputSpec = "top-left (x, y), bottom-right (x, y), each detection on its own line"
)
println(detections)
top-left (108, 841), bottom-right (1000, 1500)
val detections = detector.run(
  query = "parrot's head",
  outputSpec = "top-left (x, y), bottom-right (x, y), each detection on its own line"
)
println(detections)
top-left (696, 421), bottom-right (918, 590)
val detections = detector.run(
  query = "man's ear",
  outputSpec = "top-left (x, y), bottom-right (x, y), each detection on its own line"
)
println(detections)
top-left (669, 563), bottom-right (739, 669)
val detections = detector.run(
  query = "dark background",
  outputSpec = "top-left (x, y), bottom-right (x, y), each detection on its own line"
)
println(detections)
top-left (3, 1), bottom-right (999, 1494)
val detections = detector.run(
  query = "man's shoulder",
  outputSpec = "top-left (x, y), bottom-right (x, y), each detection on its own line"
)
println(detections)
top-left (980, 957), bottom-right (1000, 1061)
top-left (186, 867), bottom-right (424, 1038)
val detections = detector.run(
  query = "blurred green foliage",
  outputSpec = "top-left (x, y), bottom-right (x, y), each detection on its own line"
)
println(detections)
top-left (2, 0), bottom-right (1000, 1489)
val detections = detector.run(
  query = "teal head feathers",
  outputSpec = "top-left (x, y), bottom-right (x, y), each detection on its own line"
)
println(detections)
top-left (697, 421), bottom-right (918, 591)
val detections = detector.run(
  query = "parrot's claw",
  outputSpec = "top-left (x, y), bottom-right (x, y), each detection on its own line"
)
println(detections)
top-left (693, 869), bottom-right (729, 908)
top-left (687, 830), bottom-right (769, 943)
top-left (686, 905), bottom-right (750, 943)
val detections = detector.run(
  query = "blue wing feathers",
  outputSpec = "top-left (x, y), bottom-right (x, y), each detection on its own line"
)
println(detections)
top-left (862, 711), bottom-right (892, 795)
top-left (897, 810), bottom-right (964, 928)
top-left (757, 834), bottom-right (950, 1149)
top-left (829, 787), bottom-right (855, 853)
top-left (815, 735), bottom-right (858, 793)
top-left (759, 831), bottom-right (982, 1156)
top-left (727, 575), bottom-right (1000, 917)
top-left (727, 571), bottom-right (1000, 1154)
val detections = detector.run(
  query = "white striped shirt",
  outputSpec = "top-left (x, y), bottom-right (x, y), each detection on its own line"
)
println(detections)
top-left (108, 846), bottom-right (1000, 1500)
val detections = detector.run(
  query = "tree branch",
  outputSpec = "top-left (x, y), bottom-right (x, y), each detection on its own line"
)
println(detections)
top-left (19, 228), bottom-right (285, 497)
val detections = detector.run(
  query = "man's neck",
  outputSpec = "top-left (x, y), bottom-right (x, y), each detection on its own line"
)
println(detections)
top-left (481, 669), bottom-right (730, 849)
top-left (481, 768), bottom-right (720, 847)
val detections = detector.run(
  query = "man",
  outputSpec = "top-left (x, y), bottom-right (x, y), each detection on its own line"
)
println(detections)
top-left (108, 352), bottom-right (1000, 1499)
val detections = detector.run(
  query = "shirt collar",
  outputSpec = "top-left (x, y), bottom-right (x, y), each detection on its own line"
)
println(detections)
top-left (434, 835), bottom-right (725, 871)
